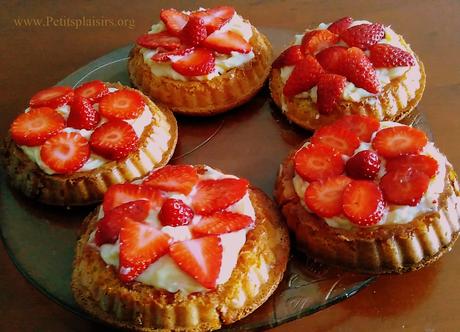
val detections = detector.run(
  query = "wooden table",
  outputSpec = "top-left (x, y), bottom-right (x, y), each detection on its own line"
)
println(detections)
top-left (1, 0), bottom-right (459, 331)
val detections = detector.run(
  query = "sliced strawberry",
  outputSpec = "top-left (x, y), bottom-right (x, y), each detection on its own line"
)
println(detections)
top-left (172, 48), bottom-right (215, 76)
top-left (191, 178), bottom-right (249, 215)
top-left (158, 198), bottom-right (194, 227)
top-left (143, 165), bottom-right (198, 195)
top-left (10, 107), bottom-right (65, 146)
top-left (316, 73), bottom-right (347, 114)
top-left (203, 30), bottom-right (251, 54)
top-left (283, 55), bottom-right (324, 97)
top-left (40, 132), bottom-right (90, 174)
top-left (316, 46), bottom-right (347, 74)
top-left (341, 47), bottom-right (381, 93)
top-left (304, 175), bottom-right (352, 218)
top-left (181, 15), bottom-right (208, 46)
top-left (386, 154), bottom-right (438, 178)
top-left (90, 120), bottom-right (139, 161)
top-left (193, 6), bottom-right (235, 34)
top-left (301, 29), bottom-right (339, 55)
top-left (333, 115), bottom-right (380, 142)
top-left (29, 86), bottom-right (74, 108)
top-left (346, 150), bottom-right (381, 180)
top-left (67, 95), bottom-right (100, 130)
top-left (311, 125), bottom-right (360, 156)
top-left (151, 47), bottom-right (194, 62)
top-left (99, 90), bottom-right (145, 120)
top-left (169, 236), bottom-right (222, 289)
top-left (160, 8), bottom-right (189, 35)
top-left (372, 126), bottom-right (428, 158)
top-left (103, 183), bottom-right (164, 213)
top-left (380, 168), bottom-right (430, 206)
top-left (74, 80), bottom-right (109, 103)
top-left (192, 211), bottom-right (253, 236)
top-left (294, 144), bottom-right (345, 182)
top-left (95, 200), bottom-right (151, 246)
top-left (340, 23), bottom-right (385, 49)
top-left (328, 17), bottom-right (353, 34)
top-left (272, 45), bottom-right (304, 69)
top-left (369, 44), bottom-right (416, 68)
top-left (342, 180), bottom-right (385, 226)
top-left (119, 220), bottom-right (171, 282)
top-left (136, 31), bottom-right (182, 50)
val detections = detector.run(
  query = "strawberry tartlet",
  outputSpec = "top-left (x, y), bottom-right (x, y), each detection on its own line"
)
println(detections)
top-left (1, 82), bottom-right (178, 206)
top-left (72, 165), bottom-right (289, 331)
top-left (275, 115), bottom-right (460, 273)
top-left (270, 17), bottom-right (426, 130)
top-left (128, 6), bottom-right (272, 116)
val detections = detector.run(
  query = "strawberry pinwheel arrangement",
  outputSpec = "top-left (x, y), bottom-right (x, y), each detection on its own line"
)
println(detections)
top-left (2, 81), bottom-right (177, 206)
top-left (270, 17), bottom-right (426, 130)
top-left (72, 164), bottom-right (289, 331)
top-left (275, 115), bottom-right (460, 273)
top-left (128, 6), bottom-right (273, 116)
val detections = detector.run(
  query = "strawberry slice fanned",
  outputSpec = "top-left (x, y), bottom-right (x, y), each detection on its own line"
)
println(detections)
top-left (143, 165), bottom-right (199, 195)
top-left (67, 95), bottom-right (100, 130)
top-left (29, 86), bottom-right (74, 108)
top-left (203, 30), bottom-right (251, 54)
top-left (192, 6), bottom-right (235, 34)
top-left (119, 220), bottom-right (171, 283)
top-left (369, 44), bottom-right (416, 68)
top-left (99, 89), bottom-right (145, 120)
top-left (294, 144), bottom-right (345, 182)
top-left (74, 80), bottom-right (109, 103)
top-left (136, 31), bottom-right (182, 50)
top-left (311, 124), bottom-right (360, 156)
top-left (10, 107), bottom-right (65, 146)
top-left (272, 45), bottom-right (304, 69)
top-left (151, 47), bottom-right (194, 62)
top-left (372, 126), bottom-right (428, 158)
top-left (103, 183), bottom-right (164, 213)
top-left (172, 48), bottom-right (215, 76)
top-left (192, 211), bottom-right (254, 236)
top-left (333, 115), bottom-right (380, 142)
top-left (40, 132), bottom-right (90, 174)
top-left (160, 8), bottom-right (189, 35)
top-left (169, 235), bottom-right (222, 289)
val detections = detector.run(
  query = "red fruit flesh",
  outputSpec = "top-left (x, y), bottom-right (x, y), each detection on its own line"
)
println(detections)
top-left (341, 47), bottom-right (381, 93)
top-left (171, 48), bottom-right (215, 76)
top-left (158, 198), bottom-right (194, 227)
top-left (192, 211), bottom-right (254, 236)
top-left (99, 89), bottom-right (145, 120)
top-left (328, 17), bottom-right (353, 34)
top-left (283, 55), bottom-right (324, 97)
top-left (203, 30), bottom-right (251, 54)
top-left (316, 73), bottom-right (347, 114)
top-left (192, 6), bottom-right (235, 34)
top-left (301, 30), bottom-right (339, 55)
top-left (181, 15), bottom-right (207, 46)
top-left (160, 8), bottom-right (189, 35)
top-left (29, 86), bottom-right (74, 108)
top-left (143, 165), bottom-right (199, 195)
top-left (380, 168), bottom-right (430, 206)
top-left (74, 80), bottom-right (109, 103)
top-left (372, 126), bottom-right (428, 158)
top-left (67, 95), bottom-right (100, 130)
top-left (294, 144), bottom-right (345, 182)
top-left (272, 45), bottom-right (304, 69)
top-left (369, 44), bottom-right (416, 68)
top-left (386, 154), bottom-right (438, 178)
top-left (333, 115), bottom-right (380, 142)
top-left (346, 150), bottom-right (381, 180)
top-left (136, 31), bottom-right (182, 50)
top-left (103, 183), bottom-right (164, 213)
top-left (311, 125), bottom-right (360, 156)
top-left (340, 23), bottom-right (385, 50)
top-left (316, 46), bottom-right (347, 74)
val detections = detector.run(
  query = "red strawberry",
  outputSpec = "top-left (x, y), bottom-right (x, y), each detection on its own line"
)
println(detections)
top-left (316, 46), bottom-right (347, 74)
top-left (283, 55), bottom-right (325, 97)
top-left (191, 178), bottom-right (249, 215)
top-left (311, 125), bottom-right (360, 156)
top-left (340, 23), bottom-right (385, 49)
top-left (386, 154), bottom-right (438, 178)
top-left (95, 200), bottom-right (151, 246)
top-left (203, 30), bottom-right (251, 54)
top-left (103, 183), bottom-right (163, 213)
top-left (67, 96), bottom-right (100, 130)
top-left (151, 47), bottom-right (194, 62)
top-left (346, 150), bottom-right (381, 180)
top-left (74, 80), bottom-right (109, 103)
top-left (90, 120), bottom-right (139, 161)
top-left (301, 29), bottom-right (339, 55)
top-left (341, 47), bottom-right (380, 93)
top-left (328, 17), bottom-right (353, 34)
top-left (10, 107), bottom-right (65, 146)
top-left (192, 211), bottom-right (254, 236)
top-left (119, 220), bottom-right (171, 282)
top-left (369, 44), bottom-right (416, 68)
top-left (193, 6), bottom-right (235, 34)
top-left (304, 175), bottom-right (352, 218)
top-left (333, 115), bottom-right (380, 142)
top-left (169, 236), bottom-right (222, 289)
top-left (29, 86), bottom-right (74, 108)
top-left (316, 73), bottom-right (347, 114)
top-left (172, 48), bottom-right (215, 76)
top-left (99, 90), bottom-right (145, 120)
top-left (158, 198), bottom-right (194, 227)
top-left (143, 165), bottom-right (198, 195)
top-left (272, 45), bottom-right (304, 69)
top-left (372, 126), bottom-right (428, 158)
top-left (380, 168), bottom-right (430, 206)
top-left (342, 180), bottom-right (385, 226)
top-left (40, 132), bottom-right (90, 174)
top-left (181, 15), bottom-right (207, 46)
top-left (160, 8), bottom-right (189, 35)
top-left (136, 32), bottom-right (182, 50)
top-left (294, 144), bottom-right (345, 182)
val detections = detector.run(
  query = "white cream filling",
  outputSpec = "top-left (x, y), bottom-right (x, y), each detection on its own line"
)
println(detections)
top-left (140, 12), bottom-right (255, 81)
top-left (97, 166), bottom-right (256, 294)
top-left (292, 122), bottom-right (452, 229)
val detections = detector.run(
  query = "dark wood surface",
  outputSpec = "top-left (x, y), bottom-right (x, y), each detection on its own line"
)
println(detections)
top-left (1, 0), bottom-right (460, 331)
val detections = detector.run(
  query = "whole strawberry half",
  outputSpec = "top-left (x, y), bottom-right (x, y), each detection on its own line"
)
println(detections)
top-left (369, 44), bottom-right (416, 68)
top-left (67, 95), bottom-right (100, 130)
top-left (316, 46), bottom-right (347, 74)
top-left (328, 17), bottom-right (353, 34)
top-left (341, 47), bottom-right (381, 93)
top-left (272, 45), bottom-right (304, 69)
top-left (316, 73), bottom-right (347, 114)
top-left (341, 23), bottom-right (385, 50)
top-left (283, 55), bottom-right (324, 97)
